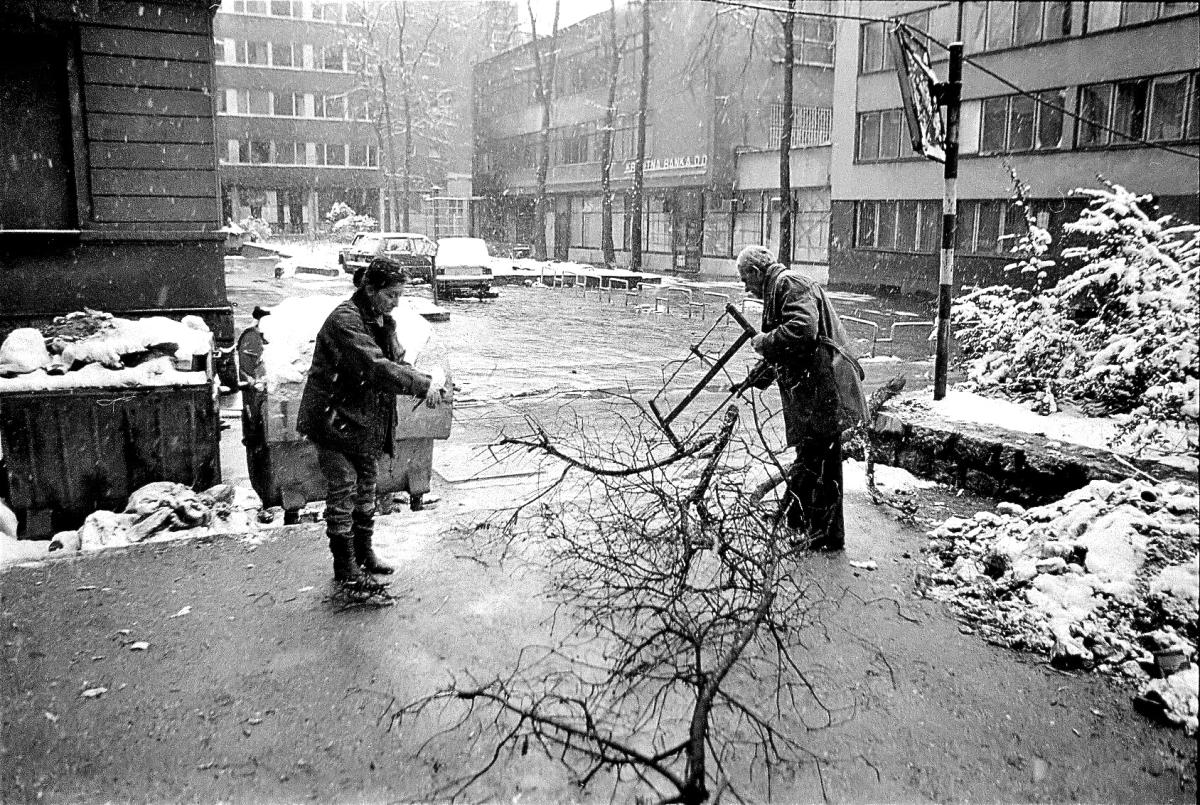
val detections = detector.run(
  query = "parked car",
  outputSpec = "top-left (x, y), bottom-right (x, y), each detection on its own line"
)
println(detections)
top-left (434, 237), bottom-right (499, 300)
top-left (340, 232), bottom-right (436, 284)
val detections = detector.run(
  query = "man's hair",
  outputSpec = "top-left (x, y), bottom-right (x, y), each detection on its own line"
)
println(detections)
top-left (362, 258), bottom-right (409, 289)
top-left (735, 244), bottom-right (775, 272)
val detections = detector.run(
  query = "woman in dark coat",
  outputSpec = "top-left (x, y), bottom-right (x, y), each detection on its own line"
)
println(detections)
top-left (736, 245), bottom-right (845, 551)
top-left (297, 259), bottom-right (443, 584)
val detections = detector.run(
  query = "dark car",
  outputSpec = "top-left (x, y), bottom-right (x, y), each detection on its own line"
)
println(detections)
top-left (340, 232), bottom-right (436, 283)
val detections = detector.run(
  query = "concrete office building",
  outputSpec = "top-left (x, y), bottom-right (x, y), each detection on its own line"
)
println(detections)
top-left (473, 1), bottom-right (837, 277)
top-left (829, 0), bottom-right (1199, 294)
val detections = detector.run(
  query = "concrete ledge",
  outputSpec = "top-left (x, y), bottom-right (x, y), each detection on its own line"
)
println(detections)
top-left (294, 265), bottom-right (340, 277)
top-left (869, 407), bottom-right (1196, 505)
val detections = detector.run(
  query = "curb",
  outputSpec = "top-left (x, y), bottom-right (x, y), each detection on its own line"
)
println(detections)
top-left (869, 407), bottom-right (1196, 504)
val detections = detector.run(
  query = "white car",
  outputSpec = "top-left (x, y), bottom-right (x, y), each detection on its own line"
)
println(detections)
top-left (433, 237), bottom-right (498, 300)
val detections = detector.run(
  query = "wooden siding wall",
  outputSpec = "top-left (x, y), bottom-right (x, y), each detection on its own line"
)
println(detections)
top-left (77, 2), bottom-right (220, 232)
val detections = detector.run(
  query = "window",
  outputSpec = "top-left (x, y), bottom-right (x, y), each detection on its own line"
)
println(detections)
top-left (248, 139), bottom-right (270, 164)
top-left (895, 201), bottom-right (918, 252)
top-left (1036, 89), bottom-right (1068, 149)
top-left (1087, 1), bottom-right (1122, 31)
top-left (974, 201), bottom-right (1004, 253)
top-left (980, 97), bottom-right (1009, 153)
top-left (798, 18), bottom-right (834, 67)
top-left (918, 200), bottom-right (941, 252)
top-left (273, 141), bottom-right (301, 164)
top-left (1043, 1), bottom-right (1080, 39)
top-left (1078, 83), bottom-right (1112, 145)
top-left (857, 113), bottom-right (881, 161)
top-left (217, 91), bottom-right (227, 114)
top-left (1007, 94), bottom-right (1037, 151)
top-left (324, 143), bottom-right (346, 166)
top-left (242, 0), bottom-right (266, 13)
top-left (270, 0), bottom-right (296, 16)
top-left (703, 194), bottom-right (733, 258)
top-left (214, 39), bottom-right (226, 62)
top-left (855, 201), bottom-right (877, 248)
top-left (312, 1), bottom-right (340, 21)
top-left (734, 193), bottom-right (763, 248)
top-left (1112, 77), bottom-right (1150, 141)
top-left (644, 197), bottom-right (671, 253)
top-left (859, 21), bottom-right (885, 73)
top-left (985, 2), bottom-right (1016, 50)
top-left (1014, 1), bottom-right (1044, 44)
top-left (238, 40), bottom-right (268, 65)
top-left (272, 91), bottom-right (296, 116)
top-left (322, 94), bottom-right (345, 119)
top-left (1078, 72), bottom-right (1197, 146)
top-left (769, 105), bottom-right (832, 145)
top-left (271, 42), bottom-right (295, 67)
top-left (878, 109), bottom-right (902, 159)
top-left (1119, 1), bottom-right (1157, 24)
top-left (978, 89), bottom-right (1070, 153)
top-left (321, 45), bottom-right (345, 71)
top-left (962, 1), bottom-right (988, 52)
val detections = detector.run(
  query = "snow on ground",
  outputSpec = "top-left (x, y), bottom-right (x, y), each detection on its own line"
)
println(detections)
top-left (923, 477), bottom-right (1199, 733)
top-left (843, 458), bottom-right (935, 495)
top-left (889, 388), bottom-right (1198, 472)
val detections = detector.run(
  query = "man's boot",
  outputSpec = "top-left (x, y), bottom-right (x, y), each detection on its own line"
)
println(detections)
top-left (330, 536), bottom-right (366, 584)
top-left (353, 531), bottom-right (394, 575)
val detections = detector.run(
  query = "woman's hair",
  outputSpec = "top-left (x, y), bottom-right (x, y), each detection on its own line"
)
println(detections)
top-left (360, 258), bottom-right (409, 289)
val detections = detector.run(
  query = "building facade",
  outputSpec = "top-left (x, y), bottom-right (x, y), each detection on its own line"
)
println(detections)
top-left (830, 0), bottom-right (1200, 294)
top-left (473, 1), bottom-right (837, 277)
top-left (214, 0), bottom-right (381, 233)
top-left (213, 0), bottom-right (519, 237)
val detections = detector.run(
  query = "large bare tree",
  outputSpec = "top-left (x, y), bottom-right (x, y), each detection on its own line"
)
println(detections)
top-left (629, 0), bottom-right (651, 271)
top-left (776, 0), bottom-right (796, 265)
top-left (528, 0), bottom-right (561, 260)
top-left (598, 0), bottom-right (621, 266)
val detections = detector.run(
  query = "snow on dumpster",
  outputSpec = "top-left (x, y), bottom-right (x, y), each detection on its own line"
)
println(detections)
top-left (0, 310), bottom-right (220, 539)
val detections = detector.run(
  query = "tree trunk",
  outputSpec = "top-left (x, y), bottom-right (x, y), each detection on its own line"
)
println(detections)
top-left (777, 1), bottom-right (795, 266)
top-left (528, 0), bottom-right (560, 261)
top-left (629, 0), bottom-right (650, 271)
top-left (599, 0), bottom-right (620, 266)
top-left (379, 63), bottom-right (398, 231)
top-left (403, 92), bottom-right (413, 232)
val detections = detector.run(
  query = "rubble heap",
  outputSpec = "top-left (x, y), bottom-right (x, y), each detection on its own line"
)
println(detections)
top-left (922, 477), bottom-right (1199, 734)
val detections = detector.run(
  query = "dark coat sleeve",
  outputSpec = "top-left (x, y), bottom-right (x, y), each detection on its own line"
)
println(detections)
top-left (325, 304), bottom-right (432, 398)
top-left (757, 274), bottom-right (820, 363)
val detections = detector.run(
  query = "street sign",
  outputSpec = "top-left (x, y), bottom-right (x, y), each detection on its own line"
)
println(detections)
top-left (890, 23), bottom-right (946, 163)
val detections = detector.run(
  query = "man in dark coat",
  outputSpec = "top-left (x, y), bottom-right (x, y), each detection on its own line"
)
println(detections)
top-left (735, 244), bottom-right (845, 551)
top-left (297, 259), bottom-right (443, 584)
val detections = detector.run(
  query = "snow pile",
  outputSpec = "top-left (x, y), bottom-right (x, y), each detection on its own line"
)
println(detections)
top-left (886, 388), bottom-right (1196, 473)
top-left (953, 182), bottom-right (1199, 457)
top-left (45, 481), bottom-right (264, 557)
top-left (922, 478), bottom-right (1199, 733)
top-left (0, 311), bottom-right (213, 392)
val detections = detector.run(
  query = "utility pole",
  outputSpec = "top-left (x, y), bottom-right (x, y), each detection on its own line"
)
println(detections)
top-left (933, 40), bottom-right (961, 400)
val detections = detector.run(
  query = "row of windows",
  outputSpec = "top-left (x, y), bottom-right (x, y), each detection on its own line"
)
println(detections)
top-left (222, 139), bottom-right (379, 168)
top-left (217, 88), bottom-right (372, 121)
top-left (855, 199), bottom-right (1030, 256)
top-left (214, 39), bottom-right (350, 72)
top-left (223, 0), bottom-right (354, 24)
top-left (860, 1), bottom-right (1198, 74)
top-left (482, 114), bottom-right (652, 174)
top-left (855, 70), bottom-right (1199, 161)
top-left (554, 191), bottom-right (828, 262)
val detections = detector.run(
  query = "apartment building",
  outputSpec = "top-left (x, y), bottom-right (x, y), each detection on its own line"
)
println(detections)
top-left (213, 0), bottom-right (381, 232)
top-left (473, 1), bottom-right (836, 276)
top-left (830, 0), bottom-right (1200, 294)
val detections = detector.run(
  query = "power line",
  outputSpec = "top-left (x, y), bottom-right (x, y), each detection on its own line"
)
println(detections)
top-left (698, 0), bottom-right (1200, 161)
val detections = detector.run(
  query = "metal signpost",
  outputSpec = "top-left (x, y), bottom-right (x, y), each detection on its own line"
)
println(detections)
top-left (890, 24), bottom-right (962, 400)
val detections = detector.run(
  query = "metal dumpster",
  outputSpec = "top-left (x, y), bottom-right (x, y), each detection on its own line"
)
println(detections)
top-left (241, 379), bottom-right (451, 523)
top-left (0, 384), bottom-right (221, 538)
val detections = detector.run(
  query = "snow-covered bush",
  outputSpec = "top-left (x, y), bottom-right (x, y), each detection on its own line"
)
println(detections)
top-left (331, 214), bottom-right (378, 237)
top-left (953, 181), bottom-right (1199, 447)
top-left (325, 201), bottom-right (356, 224)
top-left (238, 216), bottom-right (272, 242)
